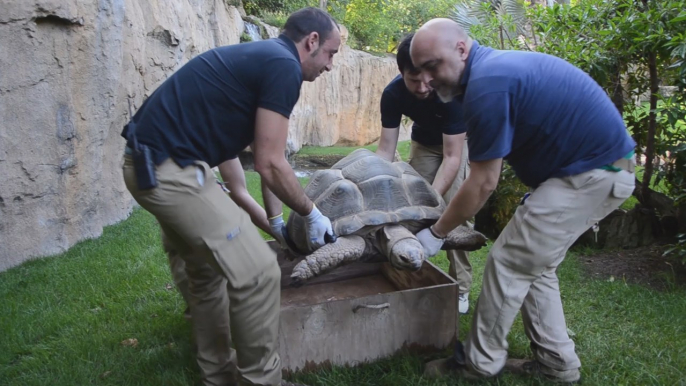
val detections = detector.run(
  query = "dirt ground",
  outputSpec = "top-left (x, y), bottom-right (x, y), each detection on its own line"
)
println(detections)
top-left (580, 243), bottom-right (686, 291)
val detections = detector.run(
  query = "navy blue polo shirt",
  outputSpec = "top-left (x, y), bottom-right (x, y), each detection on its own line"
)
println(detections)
top-left (458, 42), bottom-right (635, 187)
top-left (380, 75), bottom-right (466, 146)
top-left (121, 35), bottom-right (302, 168)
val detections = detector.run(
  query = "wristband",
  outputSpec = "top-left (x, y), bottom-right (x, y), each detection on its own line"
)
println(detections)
top-left (429, 225), bottom-right (445, 240)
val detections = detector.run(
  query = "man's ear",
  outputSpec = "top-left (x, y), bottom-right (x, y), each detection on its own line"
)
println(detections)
top-left (306, 31), bottom-right (320, 53)
top-left (457, 41), bottom-right (468, 60)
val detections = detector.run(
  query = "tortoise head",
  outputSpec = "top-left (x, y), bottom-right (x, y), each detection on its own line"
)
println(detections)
top-left (389, 237), bottom-right (425, 271)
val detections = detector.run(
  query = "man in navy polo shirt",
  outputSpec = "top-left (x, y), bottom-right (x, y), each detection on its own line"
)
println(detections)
top-left (375, 32), bottom-right (473, 314)
top-left (121, 7), bottom-right (340, 386)
top-left (410, 19), bottom-right (636, 383)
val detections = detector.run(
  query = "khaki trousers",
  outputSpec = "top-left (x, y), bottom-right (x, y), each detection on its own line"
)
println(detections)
top-left (466, 164), bottom-right (635, 376)
top-left (409, 140), bottom-right (473, 293)
top-left (122, 155), bottom-right (282, 386)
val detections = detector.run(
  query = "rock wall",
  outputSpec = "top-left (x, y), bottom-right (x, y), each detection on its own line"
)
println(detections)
top-left (0, 1), bottom-right (406, 270)
top-left (287, 25), bottom-right (409, 152)
top-left (0, 0), bottom-right (244, 270)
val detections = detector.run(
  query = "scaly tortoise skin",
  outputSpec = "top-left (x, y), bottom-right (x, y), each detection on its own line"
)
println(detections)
top-left (284, 148), bottom-right (487, 285)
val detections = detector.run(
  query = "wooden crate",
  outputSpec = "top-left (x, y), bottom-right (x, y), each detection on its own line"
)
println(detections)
top-left (269, 242), bottom-right (460, 374)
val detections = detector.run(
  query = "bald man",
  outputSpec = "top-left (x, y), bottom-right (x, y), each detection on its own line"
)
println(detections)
top-left (410, 19), bottom-right (636, 383)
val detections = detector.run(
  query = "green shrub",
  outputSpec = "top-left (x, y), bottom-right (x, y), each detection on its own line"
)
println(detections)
top-left (260, 10), bottom-right (289, 28)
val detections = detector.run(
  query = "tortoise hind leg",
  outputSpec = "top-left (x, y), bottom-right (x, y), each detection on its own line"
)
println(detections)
top-left (442, 224), bottom-right (488, 251)
top-left (290, 235), bottom-right (367, 287)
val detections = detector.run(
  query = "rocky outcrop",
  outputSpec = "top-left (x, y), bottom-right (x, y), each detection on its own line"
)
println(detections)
top-left (287, 25), bottom-right (409, 152)
top-left (0, 1), bottom-right (407, 270)
top-left (0, 0), bottom-right (244, 270)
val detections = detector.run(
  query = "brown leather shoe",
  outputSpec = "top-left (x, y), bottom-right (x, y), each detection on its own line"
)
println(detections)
top-left (505, 358), bottom-right (581, 384)
top-left (423, 357), bottom-right (483, 380)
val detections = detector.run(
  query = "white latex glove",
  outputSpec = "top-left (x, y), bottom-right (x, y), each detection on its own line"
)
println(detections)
top-left (268, 213), bottom-right (288, 250)
top-left (416, 226), bottom-right (445, 257)
top-left (304, 204), bottom-right (334, 251)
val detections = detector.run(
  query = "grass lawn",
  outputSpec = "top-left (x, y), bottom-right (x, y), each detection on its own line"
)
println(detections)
top-left (296, 140), bottom-right (411, 161)
top-left (2, 165), bottom-right (685, 386)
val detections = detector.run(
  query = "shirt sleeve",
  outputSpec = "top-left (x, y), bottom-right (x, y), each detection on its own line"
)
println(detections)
top-left (464, 91), bottom-right (514, 161)
top-left (258, 58), bottom-right (303, 118)
top-left (439, 99), bottom-right (467, 135)
top-left (380, 88), bottom-right (403, 128)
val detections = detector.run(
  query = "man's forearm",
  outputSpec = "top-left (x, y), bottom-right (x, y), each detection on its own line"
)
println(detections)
top-left (261, 179), bottom-right (284, 219)
top-left (230, 191), bottom-right (272, 236)
top-left (432, 179), bottom-right (493, 237)
top-left (375, 127), bottom-right (400, 162)
top-left (256, 158), bottom-right (313, 216)
top-left (432, 157), bottom-right (461, 196)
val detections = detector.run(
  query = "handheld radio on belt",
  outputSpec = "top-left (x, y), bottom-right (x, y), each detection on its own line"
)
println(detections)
top-left (127, 98), bottom-right (157, 190)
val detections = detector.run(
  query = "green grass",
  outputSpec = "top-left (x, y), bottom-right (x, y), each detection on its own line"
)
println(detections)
top-left (296, 140), bottom-right (411, 161)
top-left (3, 147), bottom-right (686, 385)
top-left (1, 209), bottom-right (684, 385)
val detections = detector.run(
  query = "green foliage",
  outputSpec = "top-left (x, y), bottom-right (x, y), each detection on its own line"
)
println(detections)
top-left (451, 0), bottom-right (532, 50)
top-left (259, 10), bottom-right (289, 28)
top-left (2, 209), bottom-right (686, 385)
top-left (531, 0), bottom-right (686, 204)
top-left (664, 233), bottom-right (686, 265)
top-left (331, 0), bottom-right (455, 52)
top-left (243, 0), bottom-right (455, 53)
top-left (243, 0), bottom-right (315, 16)
top-left (453, 0), bottom-right (686, 233)
top-left (240, 32), bottom-right (252, 42)
top-left (491, 165), bottom-right (529, 230)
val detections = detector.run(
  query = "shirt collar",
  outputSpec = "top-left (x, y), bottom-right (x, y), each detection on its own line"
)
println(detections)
top-left (278, 34), bottom-right (300, 60)
top-left (459, 40), bottom-right (481, 88)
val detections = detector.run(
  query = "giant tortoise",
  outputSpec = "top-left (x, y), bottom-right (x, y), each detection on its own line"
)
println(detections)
top-left (283, 148), bottom-right (487, 286)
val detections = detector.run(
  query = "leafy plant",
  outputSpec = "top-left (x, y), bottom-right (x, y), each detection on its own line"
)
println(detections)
top-left (664, 233), bottom-right (686, 264)
top-left (531, 0), bottom-right (686, 220)
top-left (451, 0), bottom-right (532, 50)
top-left (260, 10), bottom-right (289, 28)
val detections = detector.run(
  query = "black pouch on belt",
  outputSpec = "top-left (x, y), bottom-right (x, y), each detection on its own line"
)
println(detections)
top-left (132, 144), bottom-right (157, 190)
top-left (127, 98), bottom-right (157, 190)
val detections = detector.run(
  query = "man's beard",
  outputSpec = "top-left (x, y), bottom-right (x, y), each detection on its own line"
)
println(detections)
top-left (435, 83), bottom-right (458, 103)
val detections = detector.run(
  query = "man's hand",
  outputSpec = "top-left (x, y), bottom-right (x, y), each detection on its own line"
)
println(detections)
top-left (416, 226), bottom-right (445, 257)
top-left (268, 213), bottom-right (288, 250)
top-left (304, 204), bottom-right (334, 250)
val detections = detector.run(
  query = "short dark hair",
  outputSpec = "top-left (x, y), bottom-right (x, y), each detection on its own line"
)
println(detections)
top-left (282, 7), bottom-right (339, 44)
top-left (397, 33), bottom-right (418, 75)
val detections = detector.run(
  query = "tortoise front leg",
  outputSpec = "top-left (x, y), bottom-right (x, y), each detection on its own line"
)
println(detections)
top-left (290, 235), bottom-right (367, 286)
top-left (442, 224), bottom-right (488, 251)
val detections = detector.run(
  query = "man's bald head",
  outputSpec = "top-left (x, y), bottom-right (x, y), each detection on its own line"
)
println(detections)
top-left (412, 18), bottom-right (468, 59)
top-left (409, 18), bottom-right (472, 103)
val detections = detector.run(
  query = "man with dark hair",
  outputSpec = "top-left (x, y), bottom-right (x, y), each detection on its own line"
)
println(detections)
top-left (411, 19), bottom-right (635, 383)
top-left (376, 33), bottom-right (473, 314)
top-left (282, 6), bottom-right (340, 45)
top-left (121, 7), bottom-right (340, 386)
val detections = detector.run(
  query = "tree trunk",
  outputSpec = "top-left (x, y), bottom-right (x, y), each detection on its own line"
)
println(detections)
top-left (319, 0), bottom-right (327, 10)
top-left (498, 25), bottom-right (504, 49)
top-left (641, 50), bottom-right (659, 203)
top-left (610, 65), bottom-right (624, 115)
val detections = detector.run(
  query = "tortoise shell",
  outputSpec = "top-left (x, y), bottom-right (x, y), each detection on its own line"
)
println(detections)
top-left (285, 148), bottom-right (446, 253)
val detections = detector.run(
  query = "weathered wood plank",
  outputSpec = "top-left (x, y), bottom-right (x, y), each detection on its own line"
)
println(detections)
top-left (279, 262), bottom-right (384, 289)
top-left (380, 261), bottom-right (452, 291)
top-left (268, 241), bottom-right (461, 373)
top-left (277, 275), bottom-right (458, 373)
